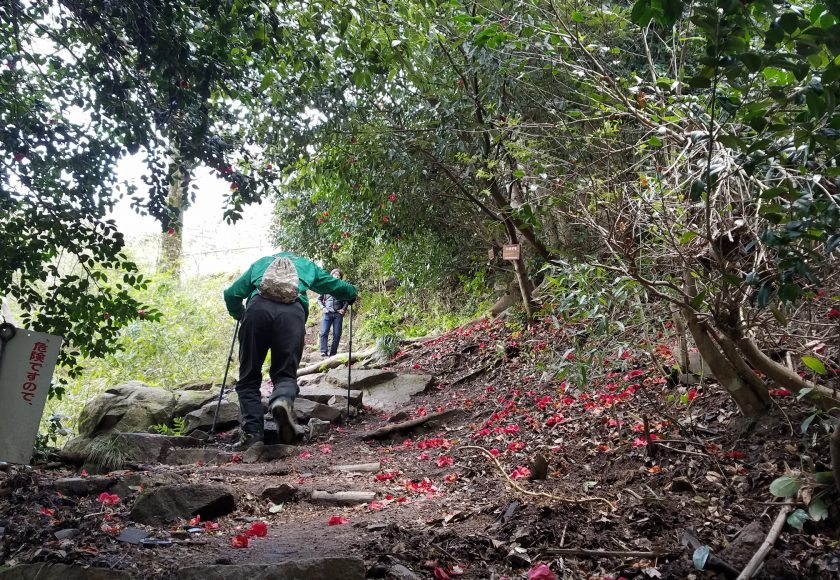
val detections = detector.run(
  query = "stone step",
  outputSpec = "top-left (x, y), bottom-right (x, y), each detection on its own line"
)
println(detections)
top-left (178, 558), bottom-right (365, 580)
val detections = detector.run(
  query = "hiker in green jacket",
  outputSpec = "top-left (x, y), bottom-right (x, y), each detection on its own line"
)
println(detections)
top-left (223, 252), bottom-right (357, 450)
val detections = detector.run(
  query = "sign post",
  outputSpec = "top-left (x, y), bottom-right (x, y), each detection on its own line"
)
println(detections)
top-left (0, 324), bottom-right (62, 464)
top-left (502, 244), bottom-right (521, 261)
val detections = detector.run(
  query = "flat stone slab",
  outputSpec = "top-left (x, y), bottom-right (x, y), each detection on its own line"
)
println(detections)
top-left (178, 558), bottom-right (366, 580)
top-left (130, 483), bottom-right (235, 525)
top-left (52, 475), bottom-right (115, 496)
top-left (325, 368), bottom-right (397, 390)
top-left (110, 470), bottom-right (188, 497)
top-left (298, 386), bottom-right (363, 408)
top-left (243, 444), bottom-right (296, 464)
top-left (261, 483), bottom-right (298, 503)
top-left (294, 398), bottom-right (342, 423)
top-left (118, 433), bottom-right (202, 464)
top-left (162, 448), bottom-right (233, 466)
top-left (0, 563), bottom-right (134, 579)
top-left (298, 374), bottom-right (324, 387)
top-left (323, 370), bottom-right (434, 411)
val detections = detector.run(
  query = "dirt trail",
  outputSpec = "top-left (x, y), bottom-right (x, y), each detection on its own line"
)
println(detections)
top-left (1, 317), bottom-right (837, 579)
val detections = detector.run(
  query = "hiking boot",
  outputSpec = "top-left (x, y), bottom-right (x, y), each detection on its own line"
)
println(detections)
top-left (270, 399), bottom-right (296, 444)
top-left (232, 433), bottom-right (263, 451)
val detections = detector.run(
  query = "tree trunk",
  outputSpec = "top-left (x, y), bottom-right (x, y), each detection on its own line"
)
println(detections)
top-left (735, 332), bottom-right (840, 409)
top-left (158, 151), bottom-right (191, 274)
top-left (668, 302), bottom-right (689, 372)
top-left (681, 309), bottom-right (769, 416)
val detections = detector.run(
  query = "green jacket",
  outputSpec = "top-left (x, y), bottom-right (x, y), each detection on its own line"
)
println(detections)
top-left (223, 252), bottom-right (357, 320)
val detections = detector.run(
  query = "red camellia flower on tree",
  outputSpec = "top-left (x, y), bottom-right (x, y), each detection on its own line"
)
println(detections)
top-left (388, 194), bottom-right (396, 202)
top-left (382, 215), bottom-right (390, 222)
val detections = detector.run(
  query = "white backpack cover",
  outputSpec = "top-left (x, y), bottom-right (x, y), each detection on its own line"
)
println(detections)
top-left (259, 257), bottom-right (300, 303)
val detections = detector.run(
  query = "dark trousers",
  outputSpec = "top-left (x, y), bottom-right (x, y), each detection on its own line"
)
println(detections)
top-left (235, 295), bottom-right (305, 438)
top-left (319, 312), bottom-right (343, 356)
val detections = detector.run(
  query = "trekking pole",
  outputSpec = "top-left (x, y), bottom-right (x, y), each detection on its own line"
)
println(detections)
top-left (211, 318), bottom-right (240, 435)
top-left (346, 304), bottom-right (353, 420)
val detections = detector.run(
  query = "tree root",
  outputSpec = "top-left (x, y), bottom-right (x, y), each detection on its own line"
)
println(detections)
top-left (458, 445), bottom-right (616, 510)
top-left (734, 505), bottom-right (791, 580)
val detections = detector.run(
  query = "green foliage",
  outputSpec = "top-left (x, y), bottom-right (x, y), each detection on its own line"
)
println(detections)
top-left (47, 272), bottom-right (232, 428)
top-left (539, 261), bottom-right (640, 333)
top-left (634, 0), bottom-right (840, 306)
top-left (85, 434), bottom-right (128, 474)
top-left (152, 417), bottom-right (186, 437)
top-left (33, 413), bottom-right (71, 462)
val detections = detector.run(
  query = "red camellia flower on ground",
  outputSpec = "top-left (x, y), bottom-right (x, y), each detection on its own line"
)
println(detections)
top-left (327, 515), bottom-right (349, 526)
top-left (828, 308), bottom-right (840, 320)
top-left (97, 492), bottom-right (120, 505)
top-left (527, 563), bottom-right (557, 580)
top-left (510, 466), bottom-right (531, 480)
top-left (436, 455), bottom-right (454, 467)
top-left (246, 522), bottom-right (268, 537)
top-left (230, 534), bottom-right (249, 548)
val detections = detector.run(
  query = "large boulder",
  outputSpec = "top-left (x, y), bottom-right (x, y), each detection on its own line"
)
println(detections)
top-left (178, 558), bottom-right (366, 580)
top-left (182, 400), bottom-right (239, 434)
top-left (130, 483), bottom-right (235, 525)
top-left (171, 390), bottom-right (218, 419)
top-left (60, 432), bottom-right (201, 466)
top-left (76, 381), bottom-right (177, 436)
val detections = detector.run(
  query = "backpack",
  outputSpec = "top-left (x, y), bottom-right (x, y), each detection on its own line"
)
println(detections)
top-left (259, 256), bottom-right (300, 303)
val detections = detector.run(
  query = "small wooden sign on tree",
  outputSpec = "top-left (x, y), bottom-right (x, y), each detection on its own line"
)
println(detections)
top-left (502, 244), bottom-right (520, 260)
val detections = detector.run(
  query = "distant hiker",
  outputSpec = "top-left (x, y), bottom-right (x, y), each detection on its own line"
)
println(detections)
top-left (317, 268), bottom-right (349, 358)
top-left (223, 252), bottom-right (357, 450)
